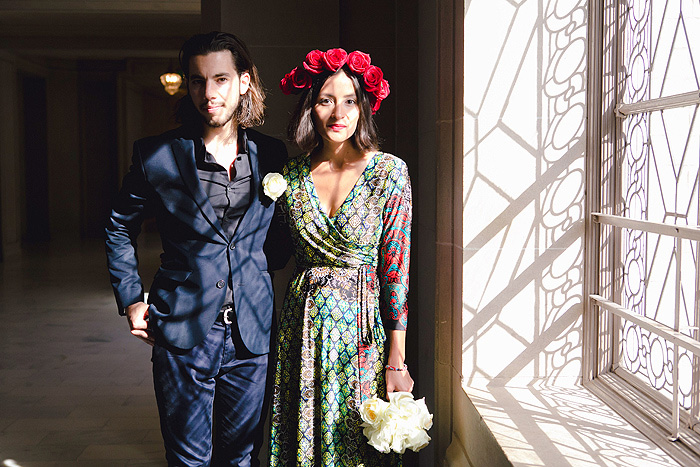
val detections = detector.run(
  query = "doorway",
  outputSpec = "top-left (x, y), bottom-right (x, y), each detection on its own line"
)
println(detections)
top-left (20, 74), bottom-right (50, 244)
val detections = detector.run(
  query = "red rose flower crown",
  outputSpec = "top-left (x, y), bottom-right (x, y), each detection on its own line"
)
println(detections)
top-left (280, 48), bottom-right (390, 114)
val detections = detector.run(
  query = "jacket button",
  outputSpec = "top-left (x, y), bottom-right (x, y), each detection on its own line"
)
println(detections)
top-left (229, 243), bottom-right (236, 250)
top-left (216, 280), bottom-right (225, 289)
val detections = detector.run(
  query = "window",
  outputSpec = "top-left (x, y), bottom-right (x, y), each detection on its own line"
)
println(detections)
top-left (586, 0), bottom-right (700, 463)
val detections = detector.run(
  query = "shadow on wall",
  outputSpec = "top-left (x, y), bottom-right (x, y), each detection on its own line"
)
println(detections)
top-left (455, 0), bottom-right (687, 464)
top-left (466, 383), bottom-right (681, 466)
top-left (462, 0), bottom-right (586, 386)
top-left (459, 0), bottom-right (599, 464)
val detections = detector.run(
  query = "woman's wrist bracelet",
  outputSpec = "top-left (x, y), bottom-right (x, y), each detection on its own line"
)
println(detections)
top-left (385, 363), bottom-right (408, 372)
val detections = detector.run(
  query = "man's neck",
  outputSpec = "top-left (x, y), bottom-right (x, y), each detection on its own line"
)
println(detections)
top-left (202, 121), bottom-right (237, 149)
top-left (202, 122), bottom-right (240, 176)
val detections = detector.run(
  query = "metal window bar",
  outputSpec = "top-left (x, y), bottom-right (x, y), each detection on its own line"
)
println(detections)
top-left (616, 90), bottom-right (700, 117)
top-left (673, 237), bottom-right (682, 440)
top-left (593, 214), bottom-right (700, 241)
top-left (592, 212), bottom-right (700, 441)
top-left (585, 0), bottom-right (700, 463)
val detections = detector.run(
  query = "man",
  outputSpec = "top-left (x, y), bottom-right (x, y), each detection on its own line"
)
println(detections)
top-left (105, 31), bottom-right (289, 466)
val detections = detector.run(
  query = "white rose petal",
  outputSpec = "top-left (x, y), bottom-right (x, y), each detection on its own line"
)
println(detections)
top-left (413, 397), bottom-right (434, 430)
top-left (406, 427), bottom-right (431, 452)
top-left (389, 422), bottom-right (411, 454)
top-left (380, 418), bottom-right (399, 450)
top-left (388, 391), bottom-right (414, 406)
top-left (364, 423), bottom-right (392, 453)
top-left (386, 392), bottom-right (416, 421)
top-left (363, 392), bottom-right (434, 454)
top-left (262, 172), bottom-right (287, 201)
top-left (359, 397), bottom-right (389, 427)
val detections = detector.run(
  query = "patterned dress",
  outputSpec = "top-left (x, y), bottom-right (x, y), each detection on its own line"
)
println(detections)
top-left (270, 152), bottom-right (411, 467)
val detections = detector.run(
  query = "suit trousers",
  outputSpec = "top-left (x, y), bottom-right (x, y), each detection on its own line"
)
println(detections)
top-left (152, 319), bottom-right (268, 467)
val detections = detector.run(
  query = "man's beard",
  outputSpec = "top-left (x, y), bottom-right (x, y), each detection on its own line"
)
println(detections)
top-left (201, 106), bottom-right (236, 128)
top-left (204, 115), bottom-right (229, 128)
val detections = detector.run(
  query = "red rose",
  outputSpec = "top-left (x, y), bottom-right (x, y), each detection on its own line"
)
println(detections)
top-left (371, 96), bottom-right (382, 114)
top-left (303, 49), bottom-right (325, 74)
top-left (279, 71), bottom-right (295, 94)
top-left (322, 48), bottom-right (348, 72)
top-left (347, 51), bottom-right (371, 74)
top-left (374, 78), bottom-right (390, 100)
top-left (290, 67), bottom-right (312, 90)
top-left (363, 65), bottom-right (383, 92)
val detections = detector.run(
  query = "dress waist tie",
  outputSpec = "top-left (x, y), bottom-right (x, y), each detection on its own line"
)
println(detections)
top-left (358, 266), bottom-right (373, 346)
top-left (297, 264), bottom-right (374, 346)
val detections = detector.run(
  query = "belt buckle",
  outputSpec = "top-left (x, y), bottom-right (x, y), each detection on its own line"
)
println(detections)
top-left (222, 305), bottom-right (233, 325)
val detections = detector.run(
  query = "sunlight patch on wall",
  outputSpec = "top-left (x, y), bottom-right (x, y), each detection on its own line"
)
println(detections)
top-left (462, 0), bottom-right (586, 387)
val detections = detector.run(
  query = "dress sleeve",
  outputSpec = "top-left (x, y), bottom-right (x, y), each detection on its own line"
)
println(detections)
top-left (378, 160), bottom-right (412, 331)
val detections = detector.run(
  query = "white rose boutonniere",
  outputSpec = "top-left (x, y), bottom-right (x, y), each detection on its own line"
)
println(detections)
top-left (262, 172), bottom-right (287, 202)
top-left (359, 392), bottom-right (433, 454)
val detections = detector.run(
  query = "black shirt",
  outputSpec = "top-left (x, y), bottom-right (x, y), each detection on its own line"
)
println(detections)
top-left (195, 130), bottom-right (252, 307)
top-left (195, 130), bottom-right (252, 241)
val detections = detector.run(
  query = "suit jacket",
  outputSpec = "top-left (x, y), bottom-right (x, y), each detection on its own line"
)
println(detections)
top-left (105, 126), bottom-right (290, 352)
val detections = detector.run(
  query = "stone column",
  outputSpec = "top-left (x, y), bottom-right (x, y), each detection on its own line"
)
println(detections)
top-left (47, 63), bottom-right (81, 243)
top-left (0, 53), bottom-right (22, 257)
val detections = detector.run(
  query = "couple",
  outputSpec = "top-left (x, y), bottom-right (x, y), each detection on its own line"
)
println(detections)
top-left (105, 31), bottom-right (413, 467)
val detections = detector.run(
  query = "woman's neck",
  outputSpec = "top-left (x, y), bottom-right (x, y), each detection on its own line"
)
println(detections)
top-left (315, 141), bottom-right (365, 169)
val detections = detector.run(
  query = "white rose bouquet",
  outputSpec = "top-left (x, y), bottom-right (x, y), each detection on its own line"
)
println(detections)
top-left (359, 392), bottom-right (433, 454)
top-left (262, 172), bottom-right (287, 202)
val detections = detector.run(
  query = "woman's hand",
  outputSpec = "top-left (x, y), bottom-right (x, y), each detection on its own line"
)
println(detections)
top-left (386, 367), bottom-right (414, 393)
top-left (385, 329), bottom-right (413, 393)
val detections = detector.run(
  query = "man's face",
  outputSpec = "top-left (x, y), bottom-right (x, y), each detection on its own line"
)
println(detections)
top-left (187, 50), bottom-right (251, 129)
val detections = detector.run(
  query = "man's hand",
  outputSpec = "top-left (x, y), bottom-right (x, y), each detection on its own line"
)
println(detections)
top-left (126, 302), bottom-right (155, 346)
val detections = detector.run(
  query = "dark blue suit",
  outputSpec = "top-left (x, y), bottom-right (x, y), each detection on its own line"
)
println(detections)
top-left (105, 126), bottom-right (289, 466)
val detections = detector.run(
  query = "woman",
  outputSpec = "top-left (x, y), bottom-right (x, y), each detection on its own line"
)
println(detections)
top-left (270, 48), bottom-right (413, 466)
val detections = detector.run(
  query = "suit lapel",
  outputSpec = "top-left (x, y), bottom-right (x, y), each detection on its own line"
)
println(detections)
top-left (170, 137), bottom-right (227, 242)
top-left (234, 135), bottom-right (263, 240)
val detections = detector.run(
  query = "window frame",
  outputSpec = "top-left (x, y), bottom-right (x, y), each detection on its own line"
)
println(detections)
top-left (584, 0), bottom-right (700, 464)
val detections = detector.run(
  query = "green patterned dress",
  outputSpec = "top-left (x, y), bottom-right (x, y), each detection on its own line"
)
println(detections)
top-left (270, 152), bottom-right (411, 467)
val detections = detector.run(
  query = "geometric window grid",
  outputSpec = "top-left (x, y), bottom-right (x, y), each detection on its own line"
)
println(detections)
top-left (587, 0), bottom-right (700, 464)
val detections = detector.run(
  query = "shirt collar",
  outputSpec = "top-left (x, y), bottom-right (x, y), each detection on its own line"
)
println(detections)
top-left (195, 127), bottom-right (248, 165)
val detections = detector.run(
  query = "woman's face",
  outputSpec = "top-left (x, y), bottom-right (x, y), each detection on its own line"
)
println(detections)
top-left (312, 71), bottom-right (360, 148)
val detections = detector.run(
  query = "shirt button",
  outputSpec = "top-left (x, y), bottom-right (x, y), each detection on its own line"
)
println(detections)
top-left (229, 243), bottom-right (236, 250)
top-left (216, 280), bottom-right (225, 289)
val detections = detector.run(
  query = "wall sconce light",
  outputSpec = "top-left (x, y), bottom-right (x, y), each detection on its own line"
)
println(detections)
top-left (160, 72), bottom-right (182, 95)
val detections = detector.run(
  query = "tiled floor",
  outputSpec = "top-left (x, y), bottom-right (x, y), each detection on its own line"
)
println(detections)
top-left (2, 241), bottom-right (690, 467)
top-left (0, 240), bottom-right (166, 466)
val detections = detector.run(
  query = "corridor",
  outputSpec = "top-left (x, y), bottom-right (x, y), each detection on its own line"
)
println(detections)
top-left (0, 240), bottom-right (165, 466)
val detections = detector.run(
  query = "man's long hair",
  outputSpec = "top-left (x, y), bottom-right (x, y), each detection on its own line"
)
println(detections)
top-left (176, 31), bottom-right (266, 129)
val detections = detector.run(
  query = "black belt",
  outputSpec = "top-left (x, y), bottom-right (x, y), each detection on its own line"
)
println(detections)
top-left (216, 304), bottom-right (234, 324)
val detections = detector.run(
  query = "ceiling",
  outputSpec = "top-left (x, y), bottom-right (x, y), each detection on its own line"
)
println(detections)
top-left (0, 0), bottom-right (201, 59)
